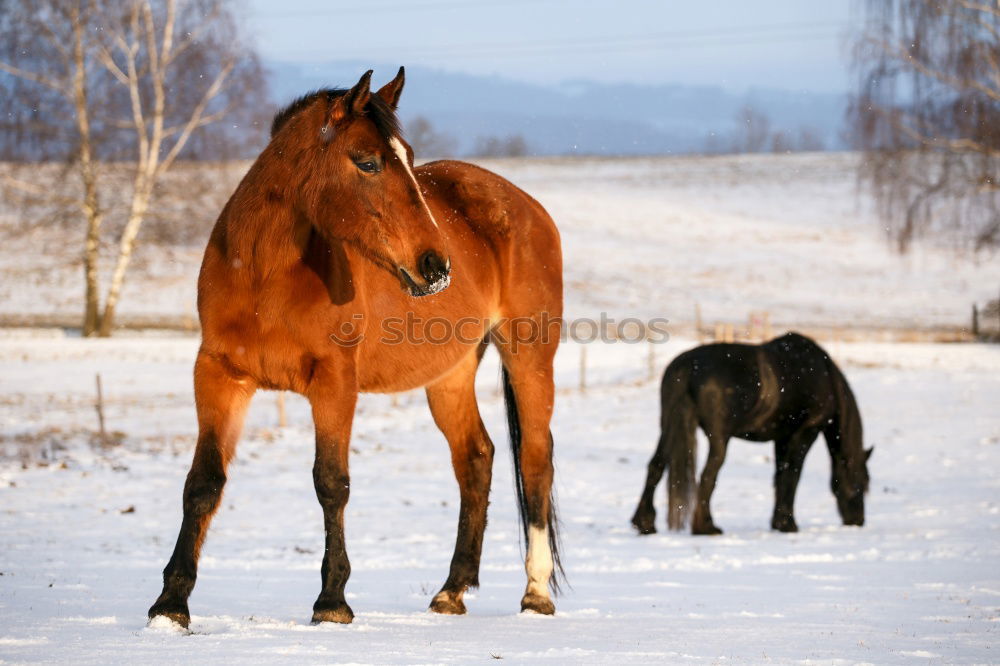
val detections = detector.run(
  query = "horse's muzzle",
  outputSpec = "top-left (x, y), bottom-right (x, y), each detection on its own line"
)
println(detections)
top-left (399, 251), bottom-right (451, 297)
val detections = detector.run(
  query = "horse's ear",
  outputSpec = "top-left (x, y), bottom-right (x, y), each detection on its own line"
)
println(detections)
top-left (376, 66), bottom-right (405, 110)
top-left (331, 70), bottom-right (373, 123)
top-left (865, 447), bottom-right (874, 462)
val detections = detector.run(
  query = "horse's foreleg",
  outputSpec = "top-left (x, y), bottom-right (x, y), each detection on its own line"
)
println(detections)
top-left (771, 427), bottom-right (819, 532)
top-left (692, 432), bottom-right (728, 535)
top-left (426, 346), bottom-right (495, 615)
top-left (148, 352), bottom-right (255, 628)
top-left (307, 361), bottom-right (358, 624)
top-left (631, 434), bottom-right (667, 534)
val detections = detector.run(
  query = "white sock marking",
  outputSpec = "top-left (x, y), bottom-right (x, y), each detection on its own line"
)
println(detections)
top-left (525, 524), bottom-right (553, 599)
top-left (390, 136), bottom-right (439, 229)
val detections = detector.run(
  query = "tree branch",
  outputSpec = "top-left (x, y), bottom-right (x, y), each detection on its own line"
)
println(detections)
top-left (875, 35), bottom-right (1000, 102)
top-left (0, 61), bottom-right (67, 95)
top-left (96, 46), bottom-right (130, 85)
top-left (955, 0), bottom-right (1000, 19)
top-left (0, 174), bottom-right (80, 206)
top-left (159, 59), bottom-right (235, 171)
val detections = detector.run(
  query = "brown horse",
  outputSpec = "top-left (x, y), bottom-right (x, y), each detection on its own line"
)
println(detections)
top-left (147, 68), bottom-right (564, 628)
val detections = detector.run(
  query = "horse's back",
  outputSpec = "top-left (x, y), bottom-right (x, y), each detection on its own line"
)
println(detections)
top-left (762, 332), bottom-right (837, 393)
top-left (760, 332), bottom-right (841, 429)
top-left (666, 343), bottom-right (763, 392)
top-left (663, 343), bottom-right (769, 430)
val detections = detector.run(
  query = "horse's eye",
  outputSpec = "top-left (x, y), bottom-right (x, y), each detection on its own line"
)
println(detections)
top-left (355, 160), bottom-right (380, 173)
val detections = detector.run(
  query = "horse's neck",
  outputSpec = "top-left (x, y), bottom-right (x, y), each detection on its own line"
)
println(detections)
top-left (223, 163), bottom-right (310, 278)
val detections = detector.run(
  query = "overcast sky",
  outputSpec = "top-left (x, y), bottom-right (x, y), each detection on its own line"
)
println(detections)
top-left (245, 0), bottom-right (856, 93)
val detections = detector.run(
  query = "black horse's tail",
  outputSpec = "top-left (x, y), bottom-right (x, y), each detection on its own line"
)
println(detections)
top-left (825, 357), bottom-right (868, 490)
top-left (501, 367), bottom-right (564, 593)
top-left (664, 363), bottom-right (698, 530)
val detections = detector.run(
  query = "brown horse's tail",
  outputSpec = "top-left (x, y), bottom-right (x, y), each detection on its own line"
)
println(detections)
top-left (664, 363), bottom-right (698, 531)
top-left (502, 367), bottom-right (565, 593)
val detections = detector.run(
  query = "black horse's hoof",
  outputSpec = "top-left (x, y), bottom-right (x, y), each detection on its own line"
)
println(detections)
top-left (312, 601), bottom-right (354, 624)
top-left (429, 591), bottom-right (467, 615)
top-left (520, 593), bottom-right (555, 615)
top-left (148, 600), bottom-right (191, 629)
top-left (692, 523), bottom-right (723, 536)
top-left (631, 514), bottom-right (657, 535)
top-left (772, 516), bottom-right (799, 533)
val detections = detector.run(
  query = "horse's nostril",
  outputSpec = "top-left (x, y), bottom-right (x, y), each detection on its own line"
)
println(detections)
top-left (419, 251), bottom-right (449, 282)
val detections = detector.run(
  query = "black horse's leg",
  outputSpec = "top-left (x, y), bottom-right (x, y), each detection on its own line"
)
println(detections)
top-left (771, 427), bottom-right (820, 532)
top-left (426, 347), bottom-right (495, 615)
top-left (692, 431), bottom-right (728, 535)
top-left (307, 361), bottom-right (358, 624)
top-left (631, 434), bottom-right (667, 534)
top-left (149, 352), bottom-right (256, 628)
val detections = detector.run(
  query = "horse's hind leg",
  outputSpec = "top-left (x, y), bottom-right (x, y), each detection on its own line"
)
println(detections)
top-left (771, 426), bottom-right (820, 533)
top-left (148, 352), bottom-right (255, 628)
top-left (692, 430), bottom-right (729, 535)
top-left (426, 344), bottom-right (495, 615)
top-left (495, 326), bottom-right (560, 615)
top-left (631, 434), bottom-right (667, 534)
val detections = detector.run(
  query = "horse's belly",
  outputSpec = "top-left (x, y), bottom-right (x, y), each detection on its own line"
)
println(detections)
top-left (356, 335), bottom-right (483, 392)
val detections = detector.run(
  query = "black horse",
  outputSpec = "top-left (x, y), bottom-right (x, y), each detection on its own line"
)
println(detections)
top-left (631, 332), bottom-right (872, 535)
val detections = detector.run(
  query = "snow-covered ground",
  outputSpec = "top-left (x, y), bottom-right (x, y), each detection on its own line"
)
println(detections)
top-left (2, 154), bottom-right (997, 333)
top-left (1, 334), bottom-right (998, 663)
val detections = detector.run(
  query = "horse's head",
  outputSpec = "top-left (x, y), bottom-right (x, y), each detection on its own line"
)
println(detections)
top-left (832, 445), bottom-right (872, 526)
top-left (270, 68), bottom-right (450, 297)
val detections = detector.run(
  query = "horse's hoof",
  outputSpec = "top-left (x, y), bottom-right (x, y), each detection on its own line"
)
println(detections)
top-left (520, 593), bottom-right (555, 615)
top-left (692, 523), bottom-right (723, 536)
top-left (772, 518), bottom-right (798, 533)
top-left (148, 601), bottom-right (191, 629)
top-left (429, 591), bottom-right (467, 615)
top-left (631, 514), bottom-right (657, 535)
top-left (311, 602), bottom-right (354, 624)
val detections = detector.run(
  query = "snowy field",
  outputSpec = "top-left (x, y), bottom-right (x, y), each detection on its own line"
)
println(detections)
top-left (2, 153), bottom-right (998, 333)
top-left (1, 334), bottom-right (999, 663)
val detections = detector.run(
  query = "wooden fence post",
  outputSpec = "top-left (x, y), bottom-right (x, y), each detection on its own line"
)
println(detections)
top-left (95, 373), bottom-right (108, 446)
top-left (277, 392), bottom-right (287, 428)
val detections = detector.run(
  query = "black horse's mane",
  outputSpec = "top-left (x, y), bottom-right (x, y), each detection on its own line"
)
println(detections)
top-left (270, 88), bottom-right (401, 139)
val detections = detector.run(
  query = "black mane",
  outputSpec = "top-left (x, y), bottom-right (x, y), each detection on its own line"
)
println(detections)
top-left (270, 88), bottom-right (401, 139)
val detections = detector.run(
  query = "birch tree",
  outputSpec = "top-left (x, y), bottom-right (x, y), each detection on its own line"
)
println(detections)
top-left (0, 0), bottom-right (263, 335)
top-left (850, 0), bottom-right (1000, 252)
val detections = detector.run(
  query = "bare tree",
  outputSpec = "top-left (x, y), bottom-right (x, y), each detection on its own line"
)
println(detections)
top-left (732, 105), bottom-right (772, 154)
top-left (473, 134), bottom-right (530, 158)
top-left (770, 130), bottom-right (792, 154)
top-left (797, 127), bottom-right (825, 152)
top-left (850, 0), bottom-right (1000, 252)
top-left (0, 0), bottom-right (264, 335)
top-left (405, 116), bottom-right (458, 159)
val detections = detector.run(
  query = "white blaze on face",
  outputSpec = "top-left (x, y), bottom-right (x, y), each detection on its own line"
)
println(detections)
top-left (389, 136), bottom-right (439, 229)
top-left (524, 524), bottom-right (553, 599)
